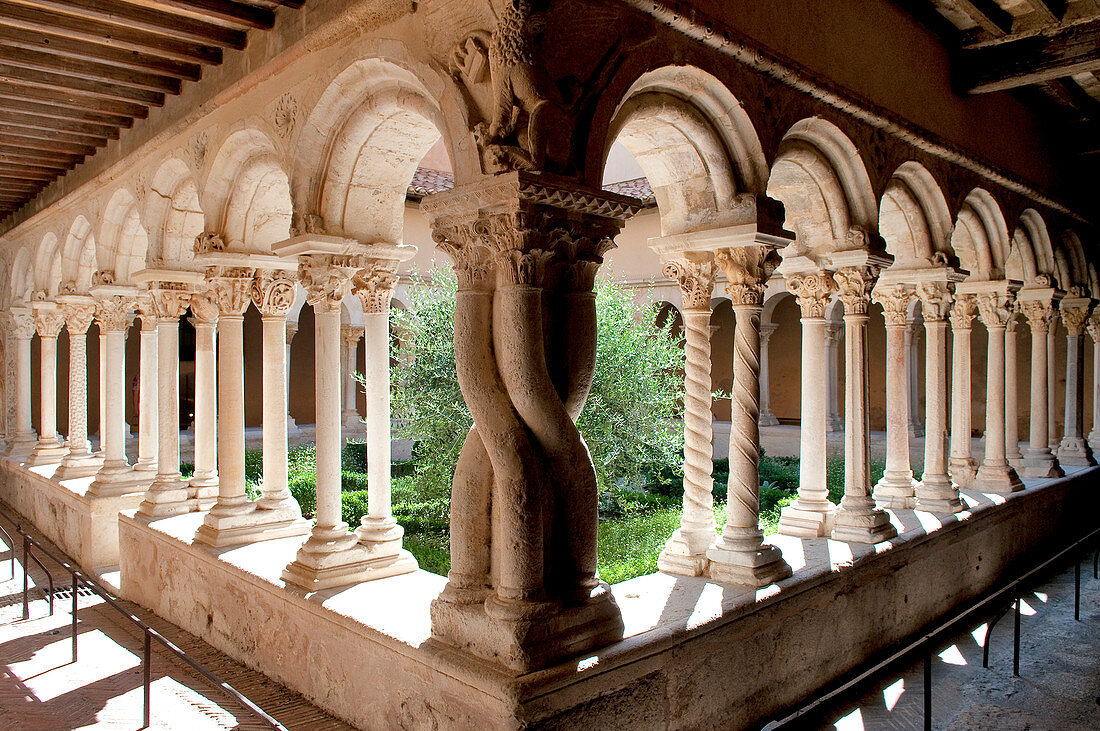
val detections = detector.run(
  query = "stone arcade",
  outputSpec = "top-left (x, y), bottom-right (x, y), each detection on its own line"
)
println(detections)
top-left (0, 1), bottom-right (1097, 728)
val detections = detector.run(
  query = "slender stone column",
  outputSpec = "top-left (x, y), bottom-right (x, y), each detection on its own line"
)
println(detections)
top-left (89, 295), bottom-right (139, 496)
top-left (832, 263), bottom-right (897, 543)
top-left (188, 294), bottom-right (219, 499)
top-left (872, 283), bottom-right (917, 509)
top-left (341, 325), bottom-right (363, 433)
top-left (132, 307), bottom-right (159, 479)
top-left (26, 302), bottom-right (68, 465)
top-left (243, 270), bottom-right (309, 536)
top-left (196, 268), bottom-right (262, 546)
top-left (777, 271), bottom-right (838, 537)
top-left (758, 322), bottom-right (779, 426)
top-left (280, 253), bottom-right (385, 589)
top-left (286, 322), bottom-right (301, 437)
top-left (915, 282), bottom-right (961, 513)
top-left (973, 286), bottom-right (1024, 493)
top-left (1056, 295), bottom-right (1095, 466)
top-left (824, 321), bottom-right (844, 433)
top-left (1020, 292), bottom-right (1063, 478)
top-left (1088, 314), bottom-right (1100, 452)
top-left (707, 246), bottom-right (790, 586)
top-left (1048, 326), bottom-right (1058, 451)
top-left (657, 257), bottom-right (717, 577)
top-left (1004, 315), bottom-right (1023, 466)
top-left (55, 302), bottom-right (100, 479)
top-left (948, 293), bottom-right (978, 486)
top-left (906, 316), bottom-right (925, 438)
top-left (96, 329), bottom-right (105, 454)
top-left (137, 284), bottom-right (194, 517)
top-left (4, 308), bottom-right (37, 457)
top-left (352, 263), bottom-right (417, 575)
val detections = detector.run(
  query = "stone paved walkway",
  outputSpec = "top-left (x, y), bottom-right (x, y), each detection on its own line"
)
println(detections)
top-left (0, 510), bottom-right (354, 730)
top-left (792, 547), bottom-right (1100, 730)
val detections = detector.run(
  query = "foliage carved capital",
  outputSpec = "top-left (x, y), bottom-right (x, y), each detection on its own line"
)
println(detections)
top-left (786, 271), bottom-right (837, 319)
top-left (251, 270), bottom-right (296, 318)
top-left (664, 257), bottom-right (714, 311)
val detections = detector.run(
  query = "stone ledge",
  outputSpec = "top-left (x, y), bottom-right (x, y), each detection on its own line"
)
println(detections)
top-left (114, 466), bottom-right (1097, 729)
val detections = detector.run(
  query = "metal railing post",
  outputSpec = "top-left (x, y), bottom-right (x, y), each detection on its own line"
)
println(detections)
top-left (72, 572), bottom-right (79, 663)
top-left (143, 627), bottom-right (152, 729)
top-left (21, 534), bottom-right (29, 620)
top-left (1075, 559), bottom-right (1081, 622)
top-left (1012, 597), bottom-right (1021, 677)
top-left (923, 650), bottom-right (932, 731)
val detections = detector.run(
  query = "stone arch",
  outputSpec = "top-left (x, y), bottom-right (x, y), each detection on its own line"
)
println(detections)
top-left (879, 161), bottom-right (954, 268)
top-left (341, 296), bottom-right (365, 329)
top-left (33, 232), bottom-right (61, 297)
top-left (1058, 230), bottom-right (1090, 293)
top-left (1006, 209), bottom-right (1056, 287)
top-left (762, 290), bottom-right (793, 325)
top-left (604, 66), bottom-right (768, 236)
top-left (949, 189), bottom-right (1008, 281)
top-left (287, 284), bottom-right (307, 326)
top-left (9, 246), bottom-right (33, 304)
top-left (99, 188), bottom-right (149, 281)
top-left (767, 118), bottom-right (880, 262)
top-left (203, 128), bottom-right (292, 253)
top-left (147, 157), bottom-right (205, 268)
top-left (61, 217), bottom-right (97, 294)
top-left (294, 58), bottom-right (460, 244)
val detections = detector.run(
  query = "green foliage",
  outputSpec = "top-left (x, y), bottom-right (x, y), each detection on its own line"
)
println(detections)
top-left (388, 263), bottom-right (685, 502)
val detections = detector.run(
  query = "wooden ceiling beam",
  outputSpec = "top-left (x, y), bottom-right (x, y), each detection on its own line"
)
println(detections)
top-left (962, 18), bottom-right (1100, 92)
top-left (0, 1), bottom-right (222, 64)
top-left (0, 24), bottom-right (201, 82)
top-left (0, 133), bottom-right (97, 156)
top-left (0, 122), bottom-right (107, 149)
top-left (0, 110), bottom-right (116, 141)
top-left (0, 144), bottom-right (83, 166)
top-left (0, 63), bottom-right (166, 105)
top-left (0, 81), bottom-right (147, 119)
top-left (143, 0), bottom-right (274, 30)
top-left (946, 0), bottom-right (1015, 36)
top-left (1021, 0), bottom-right (1067, 25)
top-left (0, 46), bottom-right (181, 94)
top-left (0, 96), bottom-right (133, 128)
top-left (0, 167), bottom-right (56, 181)
top-left (15, 0), bottom-right (248, 49)
top-left (0, 179), bottom-right (46, 190)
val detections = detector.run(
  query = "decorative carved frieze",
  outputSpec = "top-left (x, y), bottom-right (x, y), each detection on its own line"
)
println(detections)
top-left (786, 272), bottom-right (837, 319)
top-left (298, 256), bottom-right (358, 313)
top-left (189, 290), bottom-right (219, 325)
top-left (1020, 300), bottom-right (1055, 334)
top-left (251, 270), bottom-right (297, 318)
top-left (148, 284), bottom-right (193, 321)
top-left (341, 325), bottom-right (364, 348)
top-left (1086, 313), bottom-right (1100, 342)
top-left (1060, 302), bottom-right (1092, 336)
top-left (92, 270), bottom-right (116, 287)
top-left (8, 310), bottom-right (35, 340)
top-left (194, 231), bottom-right (228, 255)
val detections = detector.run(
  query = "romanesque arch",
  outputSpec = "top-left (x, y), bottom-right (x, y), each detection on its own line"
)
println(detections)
top-left (60, 217), bottom-right (97, 294)
top-left (98, 188), bottom-right (150, 281)
top-left (146, 158), bottom-right (205, 268)
top-left (203, 129), bottom-right (292, 252)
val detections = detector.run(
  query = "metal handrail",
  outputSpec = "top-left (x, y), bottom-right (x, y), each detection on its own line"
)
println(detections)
top-left (766, 526), bottom-right (1100, 730)
top-left (0, 508), bottom-right (289, 731)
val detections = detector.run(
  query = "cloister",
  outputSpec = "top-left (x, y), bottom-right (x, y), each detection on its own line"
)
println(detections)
top-left (0, 0), bottom-right (1096, 728)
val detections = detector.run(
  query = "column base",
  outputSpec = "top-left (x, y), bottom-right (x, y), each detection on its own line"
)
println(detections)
top-left (195, 504), bottom-right (311, 548)
top-left (706, 537), bottom-right (791, 588)
top-left (188, 475), bottom-right (219, 511)
top-left (908, 422), bottom-right (925, 439)
top-left (872, 474), bottom-right (918, 510)
top-left (137, 474), bottom-right (193, 518)
top-left (832, 506), bottom-right (897, 544)
top-left (826, 416), bottom-right (844, 433)
top-left (88, 464), bottom-right (147, 498)
top-left (355, 515), bottom-right (404, 544)
top-left (758, 411), bottom-right (779, 427)
top-left (948, 457), bottom-right (978, 488)
top-left (25, 437), bottom-right (68, 466)
top-left (281, 525), bottom-right (416, 592)
top-left (914, 476), bottom-right (962, 514)
top-left (55, 451), bottom-right (103, 480)
top-left (1088, 431), bottom-right (1100, 452)
top-left (342, 411), bottom-right (362, 435)
top-left (3, 434), bottom-right (37, 460)
top-left (430, 583), bottom-right (623, 674)
top-left (1022, 449), bottom-right (1064, 479)
top-left (776, 499), bottom-right (836, 538)
top-left (973, 462), bottom-right (1024, 493)
top-left (1056, 437), bottom-right (1095, 467)
top-left (656, 528), bottom-right (712, 577)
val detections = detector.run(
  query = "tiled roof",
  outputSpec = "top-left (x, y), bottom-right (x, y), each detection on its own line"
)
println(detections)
top-left (407, 169), bottom-right (656, 208)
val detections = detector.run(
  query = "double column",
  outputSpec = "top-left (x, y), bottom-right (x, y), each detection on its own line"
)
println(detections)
top-left (831, 257), bottom-right (897, 544)
top-left (656, 256), bottom-right (717, 576)
top-left (3, 308), bottom-right (37, 457)
top-left (776, 268), bottom-right (837, 537)
top-left (914, 281), bottom-right (963, 513)
top-left (341, 325), bottom-right (364, 433)
top-left (1056, 293), bottom-right (1095, 466)
top-left (1019, 288), bottom-right (1063, 478)
top-left (132, 305), bottom-right (159, 482)
top-left (971, 282), bottom-right (1024, 493)
top-left (26, 300), bottom-right (67, 465)
top-left (1088, 314), bottom-right (1100, 453)
top-left (55, 300), bottom-right (100, 479)
top-left (89, 292), bottom-right (139, 496)
top-left (870, 282), bottom-right (917, 509)
top-left (948, 294), bottom-right (978, 487)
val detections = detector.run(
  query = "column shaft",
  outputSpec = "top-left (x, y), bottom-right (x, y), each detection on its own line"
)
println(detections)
top-left (973, 292), bottom-right (1023, 493)
top-left (873, 293), bottom-right (916, 508)
top-left (916, 316), bottom-right (959, 512)
top-left (1048, 327), bottom-right (1057, 451)
top-left (134, 317), bottom-right (158, 475)
top-left (259, 315), bottom-right (291, 506)
top-left (1005, 321), bottom-right (1022, 464)
top-left (57, 311), bottom-right (97, 478)
top-left (1057, 304), bottom-right (1095, 466)
top-left (358, 311), bottom-right (399, 535)
top-left (191, 318), bottom-right (218, 491)
top-left (15, 336), bottom-right (33, 445)
top-left (948, 299), bottom-right (977, 486)
top-left (216, 315), bottom-right (247, 505)
top-left (758, 323), bottom-right (779, 426)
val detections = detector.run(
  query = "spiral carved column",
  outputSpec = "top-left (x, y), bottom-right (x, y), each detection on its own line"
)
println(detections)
top-left (707, 246), bottom-right (790, 587)
top-left (1056, 294), bottom-right (1095, 466)
top-left (56, 302), bottom-right (100, 479)
top-left (423, 174), bottom-right (634, 674)
top-left (657, 256), bottom-right (716, 577)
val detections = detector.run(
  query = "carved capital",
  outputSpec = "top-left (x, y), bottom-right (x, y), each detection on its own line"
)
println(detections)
top-left (148, 284), bottom-right (192, 321)
top-left (352, 262), bottom-right (399, 315)
top-left (759, 322), bottom-right (779, 345)
top-left (786, 272), bottom-right (837, 319)
top-left (873, 283), bottom-right (915, 327)
top-left (1061, 304), bottom-right (1091, 336)
top-left (298, 255), bottom-right (357, 313)
top-left (341, 325), bottom-right (364, 348)
top-left (1019, 300), bottom-right (1055, 334)
top-left (189, 290), bottom-right (219, 325)
top-left (664, 258), bottom-right (715, 311)
top-left (94, 296), bottom-right (135, 333)
top-left (8, 310), bottom-right (36, 340)
top-left (824, 322), bottom-right (844, 346)
top-left (1086, 313), bottom-right (1100, 342)
top-left (251, 270), bottom-right (297, 318)
top-left (206, 267), bottom-right (256, 316)
top-left (62, 304), bottom-right (97, 335)
top-left (916, 281), bottom-right (953, 322)
top-left (34, 308), bottom-right (66, 339)
top-left (834, 265), bottom-right (879, 316)
top-left (976, 291), bottom-right (1015, 329)
top-left (285, 322), bottom-right (298, 342)
top-left (714, 246), bottom-right (778, 306)
top-left (949, 293), bottom-right (978, 331)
